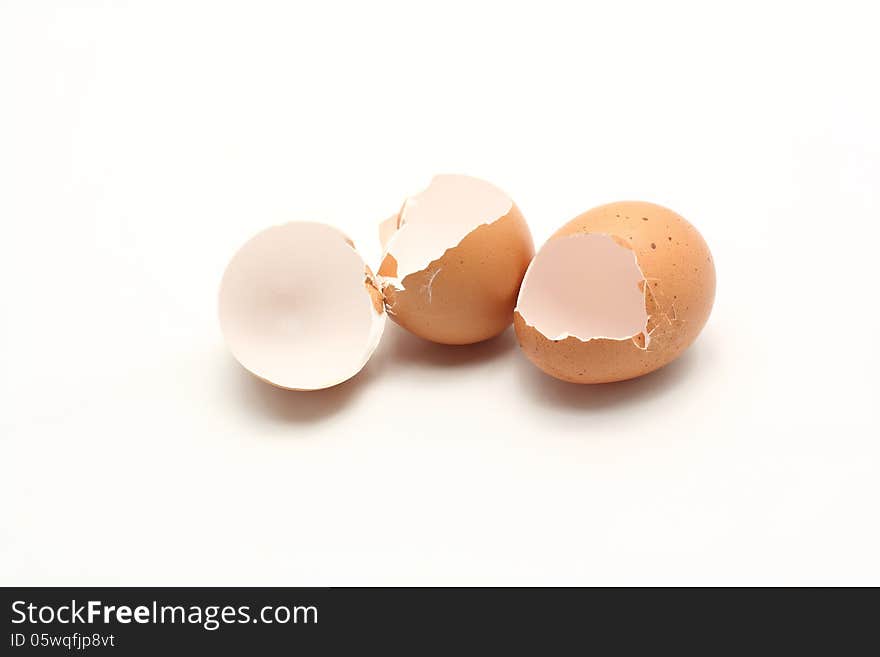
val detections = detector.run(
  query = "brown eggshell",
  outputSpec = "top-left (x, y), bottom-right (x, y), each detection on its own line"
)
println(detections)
top-left (514, 201), bottom-right (715, 383)
top-left (378, 174), bottom-right (535, 344)
top-left (380, 205), bottom-right (534, 344)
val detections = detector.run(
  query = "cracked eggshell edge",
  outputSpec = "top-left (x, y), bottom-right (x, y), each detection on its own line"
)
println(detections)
top-left (376, 174), bottom-right (514, 293)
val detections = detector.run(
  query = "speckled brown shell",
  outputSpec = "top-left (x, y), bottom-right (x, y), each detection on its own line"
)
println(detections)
top-left (514, 201), bottom-right (715, 383)
top-left (380, 204), bottom-right (534, 345)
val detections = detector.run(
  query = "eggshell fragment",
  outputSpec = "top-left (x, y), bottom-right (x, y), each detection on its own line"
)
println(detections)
top-left (514, 201), bottom-right (715, 383)
top-left (219, 222), bottom-right (385, 390)
top-left (378, 212), bottom-right (400, 251)
top-left (378, 175), bottom-right (534, 345)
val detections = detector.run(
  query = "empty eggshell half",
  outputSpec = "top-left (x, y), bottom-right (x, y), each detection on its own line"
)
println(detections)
top-left (378, 174), bottom-right (534, 345)
top-left (514, 201), bottom-right (715, 383)
top-left (219, 222), bottom-right (385, 390)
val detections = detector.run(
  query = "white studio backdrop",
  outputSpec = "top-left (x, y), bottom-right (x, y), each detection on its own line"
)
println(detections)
top-left (1, 1), bottom-right (878, 585)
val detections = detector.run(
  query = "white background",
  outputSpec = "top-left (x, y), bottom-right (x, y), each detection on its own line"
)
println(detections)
top-left (1, 1), bottom-right (878, 586)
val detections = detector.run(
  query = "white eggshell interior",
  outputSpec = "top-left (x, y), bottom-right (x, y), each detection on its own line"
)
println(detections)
top-left (378, 213), bottom-right (400, 251)
top-left (515, 233), bottom-right (649, 343)
top-left (380, 174), bottom-right (512, 289)
top-left (219, 222), bottom-right (385, 390)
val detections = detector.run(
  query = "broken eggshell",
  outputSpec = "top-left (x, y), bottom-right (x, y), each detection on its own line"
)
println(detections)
top-left (514, 201), bottom-right (715, 383)
top-left (218, 222), bottom-right (385, 390)
top-left (378, 174), bottom-right (535, 345)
